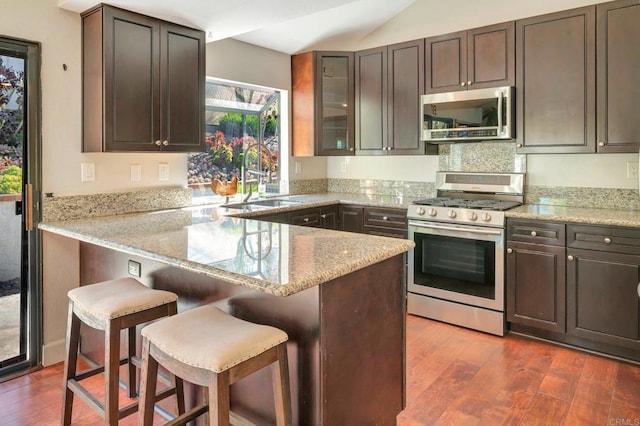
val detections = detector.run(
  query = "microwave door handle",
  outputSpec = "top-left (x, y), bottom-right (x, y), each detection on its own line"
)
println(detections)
top-left (497, 90), bottom-right (503, 135)
top-left (409, 221), bottom-right (502, 236)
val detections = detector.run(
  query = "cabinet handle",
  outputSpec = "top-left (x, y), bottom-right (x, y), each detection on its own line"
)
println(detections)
top-left (516, 143), bottom-right (523, 148)
top-left (604, 237), bottom-right (611, 244)
top-left (467, 81), bottom-right (472, 86)
top-left (304, 217), bottom-right (310, 222)
top-left (155, 140), bottom-right (162, 146)
top-left (598, 141), bottom-right (605, 147)
top-left (460, 81), bottom-right (466, 87)
top-left (321, 214), bottom-right (326, 218)
top-left (382, 216), bottom-right (389, 221)
top-left (568, 255), bottom-right (574, 261)
top-left (506, 248), bottom-right (513, 254)
top-left (162, 140), bottom-right (169, 146)
top-left (530, 231), bottom-right (537, 237)
top-left (349, 148), bottom-right (354, 151)
top-left (637, 282), bottom-right (640, 298)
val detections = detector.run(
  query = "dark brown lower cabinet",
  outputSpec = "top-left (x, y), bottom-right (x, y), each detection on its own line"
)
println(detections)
top-left (507, 220), bottom-right (640, 362)
top-left (320, 206), bottom-right (338, 230)
top-left (566, 224), bottom-right (640, 355)
top-left (338, 205), bottom-right (365, 233)
top-left (506, 242), bottom-right (566, 333)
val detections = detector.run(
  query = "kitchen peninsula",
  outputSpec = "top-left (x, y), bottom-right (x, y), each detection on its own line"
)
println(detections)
top-left (40, 203), bottom-right (414, 425)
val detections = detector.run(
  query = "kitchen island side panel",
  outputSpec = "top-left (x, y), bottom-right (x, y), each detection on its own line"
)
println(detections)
top-left (78, 241), bottom-right (406, 425)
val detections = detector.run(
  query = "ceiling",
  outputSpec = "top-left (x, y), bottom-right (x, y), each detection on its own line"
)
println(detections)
top-left (58, 0), bottom-right (416, 54)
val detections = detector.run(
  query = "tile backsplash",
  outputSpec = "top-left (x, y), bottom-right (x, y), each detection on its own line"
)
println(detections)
top-left (438, 141), bottom-right (526, 173)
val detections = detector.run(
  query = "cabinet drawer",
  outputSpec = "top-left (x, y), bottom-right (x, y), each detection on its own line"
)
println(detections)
top-left (507, 219), bottom-right (565, 246)
top-left (567, 224), bottom-right (640, 255)
top-left (363, 207), bottom-right (407, 230)
top-left (364, 226), bottom-right (407, 239)
top-left (290, 208), bottom-right (321, 227)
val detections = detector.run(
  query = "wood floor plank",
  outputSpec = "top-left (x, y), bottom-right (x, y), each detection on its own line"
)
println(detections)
top-left (521, 393), bottom-right (570, 425)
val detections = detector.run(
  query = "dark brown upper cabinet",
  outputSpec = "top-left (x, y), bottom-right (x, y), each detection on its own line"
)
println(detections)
top-left (355, 40), bottom-right (429, 155)
top-left (515, 7), bottom-right (596, 154)
top-left (596, 0), bottom-right (640, 153)
top-left (425, 22), bottom-right (514, 94)
top-left (292, 51), bottom-right (355, 156)
top-left (82, 5), bottom-right (205, 152)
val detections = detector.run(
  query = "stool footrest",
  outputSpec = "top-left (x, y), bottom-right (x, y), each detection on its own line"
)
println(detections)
top-left (73, 356), bottom-right (131, 382)
top-left (165, 404), bottom-right (208, 426)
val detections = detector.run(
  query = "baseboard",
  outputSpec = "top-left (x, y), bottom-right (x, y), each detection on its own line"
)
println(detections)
top-left (42, 338), bottom-right (66, 366)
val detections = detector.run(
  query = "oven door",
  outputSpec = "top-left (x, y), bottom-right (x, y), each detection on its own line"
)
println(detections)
top-left (407, 220), bottom-right (504, 311)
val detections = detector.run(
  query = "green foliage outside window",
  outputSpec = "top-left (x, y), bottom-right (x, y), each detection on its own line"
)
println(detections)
top-left (0, 165), bottom-right (22, 194)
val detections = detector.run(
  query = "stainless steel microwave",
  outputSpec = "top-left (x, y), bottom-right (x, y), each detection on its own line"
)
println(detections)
top-left (420, 86), bottom-right (513, 142)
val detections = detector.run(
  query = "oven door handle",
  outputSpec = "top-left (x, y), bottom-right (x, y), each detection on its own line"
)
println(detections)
top-left (408, 221), bottom-right (503, 236)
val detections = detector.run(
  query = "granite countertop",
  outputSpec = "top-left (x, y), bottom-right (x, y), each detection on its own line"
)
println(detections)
top-left (39, 201), bottom-right (414, 297)
top-left (506, 204), bottom-right (640, 227)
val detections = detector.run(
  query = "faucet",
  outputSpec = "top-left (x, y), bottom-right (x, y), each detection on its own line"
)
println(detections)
top-left (241, 141), bottom-right (273, 201)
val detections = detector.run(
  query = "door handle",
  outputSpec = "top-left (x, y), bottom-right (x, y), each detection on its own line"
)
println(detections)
top-left (25, 183), bottom-right (33, 231)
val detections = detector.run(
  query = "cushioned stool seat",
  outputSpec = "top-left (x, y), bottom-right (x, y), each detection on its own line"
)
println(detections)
top-left (138, 304), bottom-right (292, 426)
top-left (62, 277), bottom-right (179, 425)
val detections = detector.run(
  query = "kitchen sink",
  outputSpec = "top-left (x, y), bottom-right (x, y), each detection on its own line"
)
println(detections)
top-left (222, 199), bottom-right (302, 210)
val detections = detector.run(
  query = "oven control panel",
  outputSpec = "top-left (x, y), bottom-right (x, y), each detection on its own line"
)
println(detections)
top-left (410, 206), bottom-right (505, 227)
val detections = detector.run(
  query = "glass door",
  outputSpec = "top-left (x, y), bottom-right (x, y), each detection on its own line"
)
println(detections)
top-left (0, 38), bottom-right (41, 378)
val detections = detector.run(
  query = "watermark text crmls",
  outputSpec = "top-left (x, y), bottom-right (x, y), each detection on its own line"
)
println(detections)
top-left (609, 419), bottom-right (640, 426)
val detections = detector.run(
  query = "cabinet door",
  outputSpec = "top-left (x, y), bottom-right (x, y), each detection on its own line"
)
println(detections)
top-left (159, 23), bottom-right (205, 152)
top-left (355, 47), bottom-right (387, 155)
top-left (387, 40), bottom-right (425, 155)
top-left (506, 242), bottom-right (566, 333)
top-left (467, 22), bottom-right (514, 89)
top-left (86, 7), bottom-right (160, 152)
top-left (338, 205), bottom-right (364, 233)
top-left (596, 0), bottom-right (640, 153)
top-left (320, 206), bottom-right (338, 230)
top-left (567, 248), bottom-right (640, 352)
top-left (317, 52), bottom-right (355, 156)
top-left (292, 52), bottom-right (354, 156)
top-left (516, 7), bottom-right (596, 153)
top-left (425, 31), bottom-right (466, 94)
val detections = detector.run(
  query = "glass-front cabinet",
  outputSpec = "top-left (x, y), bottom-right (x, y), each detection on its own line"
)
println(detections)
top-left (292, 51), bottom-right (354, 156)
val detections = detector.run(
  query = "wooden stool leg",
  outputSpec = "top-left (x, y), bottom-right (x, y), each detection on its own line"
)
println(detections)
top-left (127, 326), bottom-right (137, 398)
top-left (272, 343), bottom-right (292, 426)
top-left (105, 320), bottom-right (121, 426)
top-left (138, 337), bottom-right (158, 426)
top-left (62, 305), bottom-right (81, 426)
top-left (174, 375), bottom-right (186, 415)
top-left (209, 372), bottom-right (230, 426)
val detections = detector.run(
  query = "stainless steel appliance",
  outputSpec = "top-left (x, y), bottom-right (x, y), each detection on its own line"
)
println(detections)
top-left (420, 86), bottom-right (513, 142)
top-left (407, 172), bottom-right (524, 336)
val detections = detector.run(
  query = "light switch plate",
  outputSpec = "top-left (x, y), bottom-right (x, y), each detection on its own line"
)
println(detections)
top-left (81, 163), bottom-right (95, 182)
top-left (158, 163), bottom-right (169, 181)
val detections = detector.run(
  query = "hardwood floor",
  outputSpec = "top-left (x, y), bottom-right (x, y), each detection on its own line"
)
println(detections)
top-left (399, 315), bottom-right (640, 425)
top-left (1, 314), bottom-right (639, 425)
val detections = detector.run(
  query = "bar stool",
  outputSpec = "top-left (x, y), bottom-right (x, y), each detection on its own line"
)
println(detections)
top-left (61, 277), bottom-right (180, 425)
top-left (138, 304), bottom-right (292, 426)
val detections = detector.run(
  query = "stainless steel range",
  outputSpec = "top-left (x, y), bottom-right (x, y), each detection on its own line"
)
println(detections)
top-left (407, 172), bottom-right (524, 336)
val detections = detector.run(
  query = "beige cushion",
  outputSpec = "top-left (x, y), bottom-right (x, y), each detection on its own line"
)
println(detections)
top-left (141, 305), bottom-right (288, 373)
top-left (68, 277), bottom-right (178, 330)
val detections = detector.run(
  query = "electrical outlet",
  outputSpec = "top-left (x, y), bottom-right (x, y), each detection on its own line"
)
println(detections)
top-left (81, 163), bottom-right (95, 182)
top-left (627, 161), bottom-right (638, 179)
top-left (130, 164), bottom-right (142, 182)
top-left (340, 159), bottom-right (348, 173)
top-left (295, 161), bottom-right (302, 174)
top-left (158, 163), bottom-right (169, 181)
